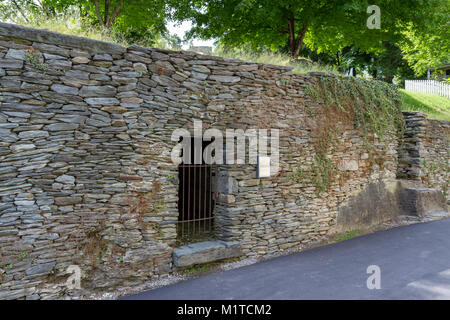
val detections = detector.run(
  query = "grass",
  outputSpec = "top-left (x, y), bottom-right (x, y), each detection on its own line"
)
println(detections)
top-left (214, 48), bottom-right (342, 75)
top-left (180, 263), bottom-right (213, 275)
top-left (179, 256), bottom-right (242, 275)
top-left (336, 228), bottom-right (366, 242)
top-left (7, 10), bottom-right (169, 49)
top-left (10, 12), bottom-right (129, 46)
top-left (400, 89), bottom-right (450, 121)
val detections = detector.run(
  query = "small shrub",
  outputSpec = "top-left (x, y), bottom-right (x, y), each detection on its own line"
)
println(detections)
top-left (336, 228), bottom-right (365, 242)
top-left (25, 47), bottom-right (47, 71)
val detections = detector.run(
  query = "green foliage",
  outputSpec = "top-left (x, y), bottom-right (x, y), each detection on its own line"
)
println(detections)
top-left (170, 0), bottom-right (440, 60)
top-left (55, 0), bottom-right (169, 47)
top-left (0, 0), bottom-right (56, 22)
top-left (290, 152), bottom-right (338, 195)
top-left (310, 153), bottom-right (338, 195)
top-left (400, 89), bottom-right (450, 121)
top-left (1, 0), bottom-right (170, 47)
top-left (308, 76), bottom-right (405, 142)
top-left (180, 263), bottom-right (213, 274)
top-left (169, 0), bottom-right (446, 83)
top-left (292, 76), bottom-right (405, 195)
top-left (400, 0), bottom-right (450, 76)
top-left (25, 47), bottom-right (48, 71)
top-left (19, 252), bottom-right (28, 260)
top-left (3, 0), bottom-right (448, 81)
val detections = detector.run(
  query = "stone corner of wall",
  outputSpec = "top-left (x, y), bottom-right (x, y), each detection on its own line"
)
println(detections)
top-left (401, 111), bottom-right (427, 118)
top-left (402, 111), bottom-right (449, 126)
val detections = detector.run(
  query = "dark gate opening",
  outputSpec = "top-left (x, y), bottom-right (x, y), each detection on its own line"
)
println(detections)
top-left (177, 138), bottom-right (217, 243)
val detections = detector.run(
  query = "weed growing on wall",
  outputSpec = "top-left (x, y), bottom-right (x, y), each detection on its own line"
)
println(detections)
top-left (306, 76), bottom-right (405, 142)
top-left (128, 180), bottom-right (164, 235)
top-left (422, 158), bottom-right (450, 192)
top-left (25, 47), bottom-right (48, 71)
top-left (83, 226), bottom-right (107, 268)
top-left (293, 76), bottom-right (405, 195)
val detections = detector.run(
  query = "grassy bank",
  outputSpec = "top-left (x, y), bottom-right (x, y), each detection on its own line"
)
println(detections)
top-left (213, 48), bottom-right (341, 75)
top-left (8, 11), bottom-right (340, 75)
top-left (3, 11), bottom-right (170, 49)
top-left (400, 89), bottom-right (450, 121)
top-left (3, 10), bottom-right (128, 45)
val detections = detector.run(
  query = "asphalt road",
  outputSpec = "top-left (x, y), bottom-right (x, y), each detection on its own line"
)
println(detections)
top-left (123, 217), bottom-right (450, 300)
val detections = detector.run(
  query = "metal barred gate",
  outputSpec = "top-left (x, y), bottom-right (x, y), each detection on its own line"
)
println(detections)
top-left (177, 139), bottom-right (217, 242)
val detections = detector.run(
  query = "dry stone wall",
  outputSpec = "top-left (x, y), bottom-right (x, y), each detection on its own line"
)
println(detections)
top-left (0, 22), bottom-right (448, 299)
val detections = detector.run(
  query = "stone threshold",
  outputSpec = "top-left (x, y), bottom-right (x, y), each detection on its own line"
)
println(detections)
top-left (173, 240), bottom-right (242, 268)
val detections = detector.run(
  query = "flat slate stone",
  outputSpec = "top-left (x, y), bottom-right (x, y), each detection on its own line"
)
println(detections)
top-left (51, 84), bottom-right (79, 95)
top-left (0, 58), bottom-right (23, 69)
top-left (5, 48), bottom-right (26, 60)
top-left (85, 97), bottom-right (120, 105)
top-left (46, 123), bottom-right (79, 131)
top-left (79, 85), bottom-right (116, 97)
top-left (25, 261), bottom-right (56, 276)
top-left (209, 75), bottom-right (241, 83)
top-left (173, 240), bottom-right (241, 268)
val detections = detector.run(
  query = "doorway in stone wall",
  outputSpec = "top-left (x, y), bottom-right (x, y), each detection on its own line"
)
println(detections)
top-left (177, 138), bottom-right (217, 244)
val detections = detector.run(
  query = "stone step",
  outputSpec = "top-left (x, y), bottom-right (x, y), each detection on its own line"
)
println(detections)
top-left (173, 240), bottom-right (241, 268)
top-left (399, 187), bottom-right (448, 217)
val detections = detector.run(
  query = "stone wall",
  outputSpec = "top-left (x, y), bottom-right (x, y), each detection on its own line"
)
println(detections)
top-left (397, 112), bottom-right (450, 201)
top-left (0, 23), bottom-right (448, 299)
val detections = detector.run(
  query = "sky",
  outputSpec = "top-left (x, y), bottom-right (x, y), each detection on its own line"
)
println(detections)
top-left (166, 20), bottom-right (216, 50)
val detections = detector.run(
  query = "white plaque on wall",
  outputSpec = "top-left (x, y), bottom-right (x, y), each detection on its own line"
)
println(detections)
top-left (257, 156), bottom-right (271, 178)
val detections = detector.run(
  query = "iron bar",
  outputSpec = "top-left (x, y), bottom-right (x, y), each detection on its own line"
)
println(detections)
top-left (177, 160), bottom-right (216, 241)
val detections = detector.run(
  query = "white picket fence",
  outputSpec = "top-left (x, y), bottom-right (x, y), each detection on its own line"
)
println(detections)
top-left (405, 80), bottom-right (450, 99)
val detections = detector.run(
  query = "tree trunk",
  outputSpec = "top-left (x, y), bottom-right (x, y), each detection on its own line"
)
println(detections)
top-left (104, 0), bottom-right (110, 26)
top-left (287, 21), bottom-right (308, 60)
top-left (385, 75), bottom-right (394, 83)
top-left (91, 0), bottom-right (124, 30)
top-left (372, 69), bottom-right (377, 79)
top-left (106, 0), bottom-right (124, 29)
top-left (92, 0), bottom-right (105, 27)
top-left (287, 17), bottom-right (295, 58)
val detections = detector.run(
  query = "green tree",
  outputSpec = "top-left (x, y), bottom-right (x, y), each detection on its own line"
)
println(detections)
top-left (0, 0), bottom-right (63, 21)
top-left (400, 0), bottom-right (450, 76)
top-left (71, 0), bottom-right (168, 34)
top-left (170, 0), bottom-right (440, 59)
top-left (1, 0), bottom-right (171, 47)
top-left (90, 0), bottom-right (124, 30)
top-left (72, 0), bottom-right (169, 46)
